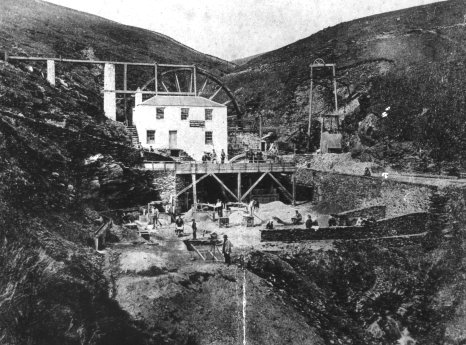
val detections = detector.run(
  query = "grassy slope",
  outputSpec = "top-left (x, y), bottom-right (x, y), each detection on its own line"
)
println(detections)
top-left (224, 0), bottom-right (466, 164)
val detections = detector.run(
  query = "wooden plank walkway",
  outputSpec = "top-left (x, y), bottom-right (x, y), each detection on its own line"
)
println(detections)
top-left (142, 161), bottom-right (296, 174)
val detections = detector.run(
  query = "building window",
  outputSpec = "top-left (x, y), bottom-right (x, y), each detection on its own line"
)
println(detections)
top-left (205, 109), bottom-right (213, 120)
top-left (147, 130), bottom-right (155, 144)
top-left (205, 131), bottom-right (213, 145)
top-left (156, 107), bottom-right (164, 119)
top-left (181, 108), bottom-right (189, 120)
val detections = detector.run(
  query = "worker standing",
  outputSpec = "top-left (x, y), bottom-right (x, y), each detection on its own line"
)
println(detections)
top-left (175, 215), bottom-right (184, 236)
top-left (222, 234), bottom-right (233, 266)
top-left (191, 219), bottom-right (197, 240)
top-left (220, 149), bottom-right (226, 164)
top-left (153, 207), bottom-right (162, 226)
top-left (212, 149), bottom-right (218, 163)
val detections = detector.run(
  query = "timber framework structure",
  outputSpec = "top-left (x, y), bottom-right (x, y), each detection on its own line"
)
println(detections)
top-left (144, 161), bottom-right (297, 208)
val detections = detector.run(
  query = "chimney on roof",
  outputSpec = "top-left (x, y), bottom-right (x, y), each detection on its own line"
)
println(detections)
top-left (135, 88), bottom-right (142, 106)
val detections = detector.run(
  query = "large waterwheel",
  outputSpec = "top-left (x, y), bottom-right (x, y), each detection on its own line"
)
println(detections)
top-left (139, 66), bottom-right (243, 126)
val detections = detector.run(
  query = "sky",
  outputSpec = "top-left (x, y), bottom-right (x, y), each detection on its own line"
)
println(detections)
top-left (44, 0), bottom-right (443, 61)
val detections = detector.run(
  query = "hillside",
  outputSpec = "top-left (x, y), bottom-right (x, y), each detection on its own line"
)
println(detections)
top-left (0, 0), bottom-right (234, 74)
top-left (225, 0), bottom-right (466, 169)
top-left (0, 0), bottom-right (235, 344)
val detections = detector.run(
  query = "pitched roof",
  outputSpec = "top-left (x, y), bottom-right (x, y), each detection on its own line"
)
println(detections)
top-left (140, 95), bottom-right (225, 108)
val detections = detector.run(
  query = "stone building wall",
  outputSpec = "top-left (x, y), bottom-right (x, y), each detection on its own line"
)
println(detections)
top-left (296, 168), bottom-right (434, 217)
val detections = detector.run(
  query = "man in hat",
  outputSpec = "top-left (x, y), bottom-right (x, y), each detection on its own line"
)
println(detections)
top-left (222, 234), bottom-right (233, 266)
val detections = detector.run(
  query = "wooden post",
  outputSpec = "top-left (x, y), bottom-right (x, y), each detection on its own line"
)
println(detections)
top-left (193, 65), bottom-right (197, 95)
top-left (333, 64), bottom-right (338, 112)
top-left (292, 173), bottom-right (296, 206)
top-left (192, 173), bottom-right (197, 208)
top-left (123, 63), bottom-right (128, 124)
top-left (3, 51), bottom-right (8, 62)
top-left (237, 172), bottom-right (242, 200)
top-left (307, 66), bottom-right (313, 151)
top-left (94, 237), bottom-right (99, 251)
top-left (154, 63), bottom-right (158, 95)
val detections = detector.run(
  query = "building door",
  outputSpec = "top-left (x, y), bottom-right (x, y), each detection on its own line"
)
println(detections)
top-left (169, 130), bottom-right (177, 148)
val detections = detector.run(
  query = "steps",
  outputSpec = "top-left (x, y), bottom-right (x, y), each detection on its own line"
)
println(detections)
top-left (126, 126), bottom-right (139, 147)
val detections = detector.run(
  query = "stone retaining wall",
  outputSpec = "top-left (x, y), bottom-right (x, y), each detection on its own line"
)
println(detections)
top-left (296, 168), bottom-right (434, 217)
top-left (332, 205), bottom-right (386, 222)
top-left (261, 212), bottom-right (431, 242)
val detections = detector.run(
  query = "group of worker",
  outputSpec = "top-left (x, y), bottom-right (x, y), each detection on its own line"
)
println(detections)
top-left (201, 149), bottom-right (226, 164)
top-left (291, 210), bottom-right (319, 229)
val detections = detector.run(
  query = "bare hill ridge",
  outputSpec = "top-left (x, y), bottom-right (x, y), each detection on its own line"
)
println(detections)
top-left (0, 0), bottom-right (234, 73)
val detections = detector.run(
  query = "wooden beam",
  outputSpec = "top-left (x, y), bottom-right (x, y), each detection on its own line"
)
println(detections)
top-left (161, 81), bottom-right (169, 92)
top-left (267, 173), bottom-right (294, 202)
top-left (292, 173), bottom-right (296, 206)
top-left (123, 64), bottom-right (127, 91)
top-left (175, 73), bottom-right (181, 92)
top-left (211, 173), bottom-right (238, 201)
top-left (198, 79), bottom-right (208, 96)
top-left (176, 173), bottom-right (210, 197)
top-left (237, 172), bottom-right (241, 200)
top-left (240, 172), bottom-right (267, 201)
top-left (209, 86), bottom-right (222, 100)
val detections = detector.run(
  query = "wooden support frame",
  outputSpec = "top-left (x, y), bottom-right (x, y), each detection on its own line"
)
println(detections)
top-left (198, 79), bottom-right (208, 96)
top-left (240, 172), bottom-right (267, 201)
top-left (191, 244), bottom-right (206, 261)
top-left (175, 73), bottom-right (181, 92)
top-left (161, 81), bottom-right (169, 92)
top-left (209, 86), bottom-right (222, 100)
top-left (267, 173), bottom-right (294, 203)
top-left (211, 173), bottom-right (238, 201)
top-left (176, 173), bottom-right (209, 197)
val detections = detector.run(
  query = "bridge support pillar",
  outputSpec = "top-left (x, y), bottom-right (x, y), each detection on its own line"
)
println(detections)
top-left (192, 173), bottom-right (197, 209)
top-left (46, 60), bottom-right (55, 86)
top-left (104, 63), bottom-right (116, 121)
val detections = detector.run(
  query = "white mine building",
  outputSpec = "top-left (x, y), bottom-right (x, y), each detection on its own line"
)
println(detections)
top-left (132, 94), bottom-right (228, 161)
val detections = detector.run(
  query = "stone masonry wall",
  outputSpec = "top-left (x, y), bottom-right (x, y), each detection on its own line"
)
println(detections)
top-left (149, 171), bottom-right (176, 204)
top-left (332, 205), bottom-right (387, 222)
top-left (228, 132), bottom-right (261, 158)
top-left (296, 168), bottom-right (434, 217)
top-left (261, 212), bottom-right (431, 242)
